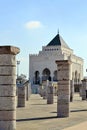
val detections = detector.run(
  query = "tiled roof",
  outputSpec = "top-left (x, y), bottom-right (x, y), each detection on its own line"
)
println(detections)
top-left (47, 34), bottom-right (70, 48)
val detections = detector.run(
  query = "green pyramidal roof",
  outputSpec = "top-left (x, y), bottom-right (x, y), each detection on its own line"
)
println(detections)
top-left (47, 34), bottom-right (70, 48)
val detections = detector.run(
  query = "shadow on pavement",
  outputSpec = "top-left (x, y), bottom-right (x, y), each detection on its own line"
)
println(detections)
top-left (51, 109), bottom-right (87, 113)
top-left (70, 109), bottom-right (87, 112)
top-left (16, 116), bottom-right (57, 122)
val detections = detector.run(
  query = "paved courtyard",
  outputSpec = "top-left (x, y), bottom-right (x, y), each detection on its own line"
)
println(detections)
top-left (16, 93), bottom-right (87, 130)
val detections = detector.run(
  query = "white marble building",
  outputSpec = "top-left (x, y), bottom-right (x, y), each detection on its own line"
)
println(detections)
top-left (29, 33), bottom-right (83, 86)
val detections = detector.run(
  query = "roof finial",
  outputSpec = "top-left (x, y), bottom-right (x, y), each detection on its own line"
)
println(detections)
top-left (57, 29), bottom-right (59, 34)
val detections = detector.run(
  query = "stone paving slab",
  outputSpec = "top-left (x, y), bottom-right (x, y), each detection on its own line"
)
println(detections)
top-left (63, 121), bottom-right (87, 130)
top-left (16, 94), bottom-right (87, 130)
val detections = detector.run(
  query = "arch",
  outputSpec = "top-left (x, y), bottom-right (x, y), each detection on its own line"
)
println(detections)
top-left (34, 71), bottom-right (40, 84)
top-left (42, 68), bottom-right (51, 81)
top-left (53, 70), bottom-right (58, 81)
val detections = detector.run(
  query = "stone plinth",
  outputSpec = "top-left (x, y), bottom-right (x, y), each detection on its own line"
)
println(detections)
top-left (82, 79), bottom-right (87, 100)
top-left (17, 86), bottom-right (26, 107)
top-left (56, 60), bottom-right (71, 118)
top-left (47, 82), bottom-right (54, 104)
top-left (0, 46), bottom-right (20, 130)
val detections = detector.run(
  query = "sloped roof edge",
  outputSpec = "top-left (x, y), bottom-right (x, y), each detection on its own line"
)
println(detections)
top-left (46, 34), bottom-right (70, 49)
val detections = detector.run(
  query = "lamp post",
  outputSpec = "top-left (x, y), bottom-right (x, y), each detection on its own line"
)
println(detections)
top-left (17, 60), bottom-right (20, 78)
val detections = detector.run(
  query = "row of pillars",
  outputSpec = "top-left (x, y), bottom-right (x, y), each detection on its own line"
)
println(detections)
top-left (39, 80), bottom-right (54, 104)
top-left (0, 46), bottom-right (87, 129)
top-left (40, 60), bottom-right (87, 118)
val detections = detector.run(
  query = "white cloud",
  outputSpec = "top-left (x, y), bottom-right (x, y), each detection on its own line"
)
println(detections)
top-left (25, 21), bottom-right (43, 29)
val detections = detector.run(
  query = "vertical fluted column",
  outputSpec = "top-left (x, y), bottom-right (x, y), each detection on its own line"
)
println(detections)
top-left (56, 60), bottom-right (71, 117)
top-left (0, 46), bottom-right (20, 130)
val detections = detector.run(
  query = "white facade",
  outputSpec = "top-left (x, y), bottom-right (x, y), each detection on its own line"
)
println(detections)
top-left (29, 34), bottom-right (83, 85)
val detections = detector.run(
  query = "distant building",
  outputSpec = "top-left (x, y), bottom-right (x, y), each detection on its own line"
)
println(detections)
top-left (29, 33), bottom-right (83, 86)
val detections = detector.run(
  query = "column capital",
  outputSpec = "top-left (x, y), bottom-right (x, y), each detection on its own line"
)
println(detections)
top-left (0, 46), bottom-right (20, 55)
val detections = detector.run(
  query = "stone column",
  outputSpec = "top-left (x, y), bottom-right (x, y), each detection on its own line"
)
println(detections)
top-left (82, 79), bottom-right (87, 100)
top-left (25, 82), bottom-right (29, 101)
top-left (29, 82), bottom-right (32, 97)
top-left (42, 81), bottom-right (47, 99)
top-left (17, 86), bottom-right (26, 107)
top-left (56, 60), bottom-right (71, 118)
top-left (26, 84), bottom-right (29, 101)
top-left (43, 85), bottom-right (47, 99)
top-left (47, 82), bottom-right (54, 104)
top-left (0, 46), bottom-right (20, 130)
top-left (70, 80), bottom-right (74, 102)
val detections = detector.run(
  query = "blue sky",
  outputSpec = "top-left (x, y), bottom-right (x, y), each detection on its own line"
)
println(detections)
top-left (0, 0), bottom-right (87, 78)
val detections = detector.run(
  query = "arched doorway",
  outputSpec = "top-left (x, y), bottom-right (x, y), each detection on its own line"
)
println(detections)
top-left (42, 68), bottom-right (51, 81)
top-left (34, 71), bottom-right (40, 84)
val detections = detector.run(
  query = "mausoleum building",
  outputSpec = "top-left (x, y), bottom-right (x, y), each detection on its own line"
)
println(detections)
top-left (29, 33), bottom-right (83, 86)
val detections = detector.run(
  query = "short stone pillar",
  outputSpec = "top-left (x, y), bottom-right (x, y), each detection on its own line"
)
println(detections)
top-left (82, 79), bottom-right (87, 100)
top-left (24, 81), bottom-right (29, 101)
top-left (56, 60), bottom-right (71, 117)
top-left (38, 85), bottom-right (42, 97)
top-left (29, 82), bottom-right (32, 96)
top-left (26, 84), bottom-right (29, 101)
top-left (79, 82), bottom-right (82, 97)
top-left (70, 80), bottom-right (74, 102)
top-left (52, 82), bottom-right (58, 96)
top-left (17, 86), bottom-right (26, 107)
top-left (0, 46), bottom-right (20, 130)
top-left (42, 81), bottom-right (47, 99)
top-left (47, 82), bottom-right (54, 104)
top-left (43, 86), bottom-right (47, 99)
